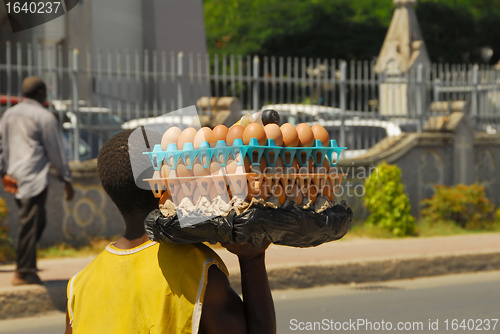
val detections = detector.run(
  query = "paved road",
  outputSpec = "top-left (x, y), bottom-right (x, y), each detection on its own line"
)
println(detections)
top-left (1, 271), bottom-right (499, 334)
top-left (274, 270), bottom-right (500, 333)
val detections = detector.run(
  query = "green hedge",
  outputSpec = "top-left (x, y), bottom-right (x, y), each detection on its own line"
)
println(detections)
top-left (421, 184), bottom-right (496, 230)
top-left (363, 162), bottom-right (416, 237)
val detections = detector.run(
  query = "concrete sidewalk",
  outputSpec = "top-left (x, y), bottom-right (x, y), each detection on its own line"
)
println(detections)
top-left (1, 233), bottom-right (500, 319)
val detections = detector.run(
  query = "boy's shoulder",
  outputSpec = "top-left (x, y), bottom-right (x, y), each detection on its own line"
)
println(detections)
top-left (72, 242), bottom-right (227, 284)
top-left (158, 242), bottom-right (226, 264)
top-left (157, 243), bottom-right (229, 276)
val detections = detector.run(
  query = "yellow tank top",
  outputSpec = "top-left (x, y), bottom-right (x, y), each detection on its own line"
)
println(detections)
top-left (67, 240), bottom-right (228, 334)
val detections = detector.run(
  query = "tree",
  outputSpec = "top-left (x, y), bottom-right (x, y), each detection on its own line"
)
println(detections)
top-left (203, 0), bottom-right (500, 64)
top-left (204, 0), bottom-right (391, 60)
top-left (477, 12), bottom-right (500, 63)
top-left (416, 2), bottom-right (478, 63)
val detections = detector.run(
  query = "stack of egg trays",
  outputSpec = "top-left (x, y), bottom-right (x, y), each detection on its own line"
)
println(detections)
top-left (144, 138), bottom-right (347, 200)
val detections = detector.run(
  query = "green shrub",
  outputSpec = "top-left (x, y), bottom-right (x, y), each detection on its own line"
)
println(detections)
top-left (421, 184), bottom-right (495, 230)
top-left (0, 198), bottom-right (9, 239)
top-left (363, 162), bottom-right (416, 237)
top-left (0, 198), bottom-right (15, 263)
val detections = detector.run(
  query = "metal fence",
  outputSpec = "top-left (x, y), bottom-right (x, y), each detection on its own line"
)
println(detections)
top-left (1, 41), bottom-right (500, 160)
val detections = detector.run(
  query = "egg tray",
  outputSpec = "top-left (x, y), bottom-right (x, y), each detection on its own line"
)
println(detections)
top-left (144, 171), bottom-right (346, 200)
top-left (144, 138), bottom-right (347, 172)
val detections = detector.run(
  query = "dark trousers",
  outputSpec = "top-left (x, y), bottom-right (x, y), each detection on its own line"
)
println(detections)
top-left (14, 188), bottom-right (48, 273)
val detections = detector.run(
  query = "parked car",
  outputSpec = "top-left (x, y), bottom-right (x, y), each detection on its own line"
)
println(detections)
top-left (121, 115), bottom-right (199, 132)
top-left (121, 107), bottom-right (202, 134)
top-left (258, 104), bottom-right (343, 125)
top-left (307, 118), bottom-right (402, 159)
top-left (49, 100), bottom-right (124, 159)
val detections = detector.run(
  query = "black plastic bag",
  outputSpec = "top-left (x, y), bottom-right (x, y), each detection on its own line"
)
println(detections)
top-left (145, 201), bottom-right (352, 248)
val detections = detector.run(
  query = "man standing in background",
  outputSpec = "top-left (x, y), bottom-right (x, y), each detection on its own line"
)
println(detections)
top-left (0, 76), bottom-right (74, 285)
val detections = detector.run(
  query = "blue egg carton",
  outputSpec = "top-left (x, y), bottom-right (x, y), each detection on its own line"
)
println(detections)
top-left (144, 138), bottom-right (347, 171)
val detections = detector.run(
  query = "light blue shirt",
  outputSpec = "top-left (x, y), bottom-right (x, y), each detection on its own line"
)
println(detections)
top-left (0, 98), bottom-right (71, 199)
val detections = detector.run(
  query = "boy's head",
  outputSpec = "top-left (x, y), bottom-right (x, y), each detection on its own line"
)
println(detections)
top-left (97, 130), bottom-right (158, 216)
top-left (22, 76), bottom-right (47, 104)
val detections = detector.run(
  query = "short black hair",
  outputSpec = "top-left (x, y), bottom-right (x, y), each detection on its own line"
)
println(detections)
top-left (97, 129), bottom-right (158, 215)
top-left (22, 76), bottom-right (46, 99)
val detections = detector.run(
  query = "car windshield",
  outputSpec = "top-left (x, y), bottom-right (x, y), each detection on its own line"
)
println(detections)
top-left (79, 113), bottom-right (123, 126)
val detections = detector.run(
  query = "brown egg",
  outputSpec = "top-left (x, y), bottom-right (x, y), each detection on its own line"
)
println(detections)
top-left (320, 156), bottom-right (331, 174)
top-left (173, 187), bottom-right (187, 205)
top-left (261, 180), bottom-right (270, 200)
top-left (159, 191), bottom-right (172, 206)
top-left (160, 163), bottom-right (171, 178)
top-left (243, 123), bottom-right (267, 146)
top-left (246, 179), bottom-right (258, 201)
top-left (283, 178), bottom-right (293, 196)
top-left (270, 182), bottom-right (286, 206)
top-left (161, 127), bottom-right (182, 150)
top-left (176, 160), bottom-right (193, 178)
top-left (198, 178), bottom-right (212, 194)
top-left (210, 182), bottom-right (226, 202)
top-left (290, 157), bottom-right (301, 174)
top-left (290, 183), bottom-right (303, 205)
top-left (274, 156), bottom-right (284, 172)
top-left (168, 184), bottom-right (181, 198)
top-left (192, 157), bottom-right (210, 177)
top-left (246, 154), bottom-right (267, 173)
top-left (192, 185), bottom-right (203, 205)
top-left (193, 127), bottom-right (213, 149)
top-left (177, 127), bottom-right (197, 150)
top-left (210, 159), bottom-right (222, 175)
top-left (296, 123), bottom-right (314, 147)
top-left (226, 125), bottom-right (245, 146)
top-left (228, 173), bottom-right (247, 198)
top-left (212, 125), bottom-right (229, 145)
top-left (212, 177), bottom-right (227, 195)
top-left (225, 157), bottom-right (238, 174)
top-left (266, 151), bottom-right (277, 167)
top-left (296, 152), bottom-right (312, 173)
top-left (307, 156), bottom-right (315, 173)
top-left (322, 184), bottom-right (334, 202)
top-left (305, 183), bottom-right (318, 204)
top-left (280, 123), bottom-right (299, 147)
top-left (247, 177), bottom-right (268, 201)
top-left (259, 157), bottom-right (268, 174)
top-left (264, 124), bottom-right (283, 146)
top-left (311, 124), bottom-right (330, 147)
top-left (243, 157), bottom-right (252, 173)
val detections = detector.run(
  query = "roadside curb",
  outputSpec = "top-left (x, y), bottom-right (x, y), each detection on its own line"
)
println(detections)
top-left (0, 282), bottom-right (66, 320)
top-left (2, 251), bottom-right (500, 319)
top-left (230, 251), bottom-right (500, 293)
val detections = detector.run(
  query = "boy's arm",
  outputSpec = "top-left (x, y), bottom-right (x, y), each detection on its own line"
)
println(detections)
top-left (199, 242), bottom-right (276, 334)
top-left (65, 309), bottom-right (73, 334)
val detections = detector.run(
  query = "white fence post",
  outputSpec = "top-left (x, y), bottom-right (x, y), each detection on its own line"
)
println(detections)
top-left (339, 60), bottom-right (347, 147)
top-left (471, 64), bottom-right (479, 126)
top-left (16, 43), bottom-right (22, 101)
top-left (416, 63), bottom-right (423, 132)
top-left (253, 55), bottom-right (260, 113)
top-left (70, 48), bottom-right (80, 162)
top-left (177, 52), bottom-right (183, 110)
top-left (6, 41), bottom-right (12, 109)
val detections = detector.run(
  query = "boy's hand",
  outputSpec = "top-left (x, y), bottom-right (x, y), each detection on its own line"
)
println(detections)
top-left (2, 174), bottom-right (18, 194)
top-left (64, 181), bottom-right (74, 201)
top-left (223, 240), bottom-right (270, 262)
